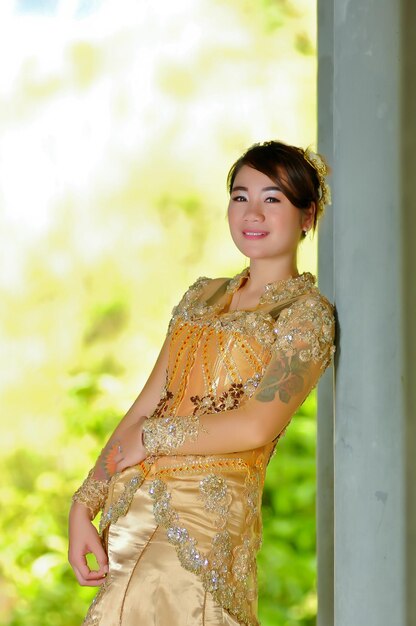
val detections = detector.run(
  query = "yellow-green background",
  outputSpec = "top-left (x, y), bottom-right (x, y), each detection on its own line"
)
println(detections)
top-left (0, 1), bottom-right (320, 624)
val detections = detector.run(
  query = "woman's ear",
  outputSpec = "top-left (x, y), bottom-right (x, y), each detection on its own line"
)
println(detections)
top-left (302, 202), bottom-right (316, 230)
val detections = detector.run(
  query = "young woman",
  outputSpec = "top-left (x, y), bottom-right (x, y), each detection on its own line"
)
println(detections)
top-left (68, 140), bottom-right (336, 626)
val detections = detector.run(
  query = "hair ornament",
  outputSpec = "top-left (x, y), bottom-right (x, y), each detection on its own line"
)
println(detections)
top-left (302, 146), bottom-right (332, 214)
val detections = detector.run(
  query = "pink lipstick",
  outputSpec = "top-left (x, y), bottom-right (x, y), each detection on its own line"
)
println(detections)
top-left (242, 230), bottom-right (269, 240)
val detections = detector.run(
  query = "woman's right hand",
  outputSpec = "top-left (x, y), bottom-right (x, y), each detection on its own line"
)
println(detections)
top-left (68, 502), bottom-right (109, 586)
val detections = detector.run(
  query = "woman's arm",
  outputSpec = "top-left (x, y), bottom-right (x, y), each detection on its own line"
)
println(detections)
top-left (91, 332), bottom-right (172, 480)
top-left (68, 332), bottom-right (172, 586)
top-left (85, 276), bottom-right (226, 482)
top-left (141, 294), bottom-right (336, 457)
top-left (71, 331), bottom-right (171, 517)
top-left (71, 274), bottom-right (220, 515)
top-left (142, 343), bottom-right (330, 456)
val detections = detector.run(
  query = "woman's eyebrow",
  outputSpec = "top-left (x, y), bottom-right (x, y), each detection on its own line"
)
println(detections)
top-left (231, 185), bottom-right (282, 192)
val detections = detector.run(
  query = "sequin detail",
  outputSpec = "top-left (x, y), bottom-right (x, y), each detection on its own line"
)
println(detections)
top-left (165, 270), bottom-right (331, 359)
top-left (149, 478), bottom-right (209, 574)
top-left (99, 467), bottom-right (146, 535)
top-left (167, 270), bottom-right (317, 340)
top-left (227, 266), bottom-right (317, 305)
top-left (199, 474), bottom-right (232, 528)
top-left (142, 413), bottom-right (200, 456)
top-left (167, 276), bottom-right (211, 335)
top-left (243, 373), bottom-right (262, 398)
top-left (72, 468), bottom-right (109, 519)
top-left (151, 456), bottom-right (249, 478)
top-left (80, 269), bottom-right (336, 625)
top-left (148, 477), bottom-right (260, 626)
top-left (272, 293), bottom-right (336, 372)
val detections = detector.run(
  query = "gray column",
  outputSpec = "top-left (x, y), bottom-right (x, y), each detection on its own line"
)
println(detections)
top-left (317, 1), bottom-right (416, 625)
top-left (316, 1), bottom-right (335, 624)
top-left (402, 4), bottom-right (416, 625)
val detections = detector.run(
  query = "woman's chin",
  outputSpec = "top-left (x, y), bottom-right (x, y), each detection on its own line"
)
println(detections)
top-left (238, 245), bottom-right (281, 259)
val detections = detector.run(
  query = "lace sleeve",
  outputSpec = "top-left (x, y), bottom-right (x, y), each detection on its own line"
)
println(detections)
top-left (72, 468), bottom-right (110, 519)
top-left (271, 293), bottom-right (336, 376)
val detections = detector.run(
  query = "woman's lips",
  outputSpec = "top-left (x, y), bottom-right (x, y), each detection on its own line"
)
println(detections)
top-left (242, 230), bottom-right (269, 240)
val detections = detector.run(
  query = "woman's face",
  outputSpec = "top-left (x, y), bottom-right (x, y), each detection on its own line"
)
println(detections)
top-left (227, 165), bottom-right (308, 261)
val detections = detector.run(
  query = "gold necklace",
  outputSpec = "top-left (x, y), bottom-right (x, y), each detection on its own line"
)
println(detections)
top-left (234, 289), bottom-right (243, 311)
top-left (233, 276), bottom-right (250, 311)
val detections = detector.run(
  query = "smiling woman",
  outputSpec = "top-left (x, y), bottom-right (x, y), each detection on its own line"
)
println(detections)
top-left (69, 139), bottom-right (335, 626)
top-left (227, 140), bottom-right (331, 241)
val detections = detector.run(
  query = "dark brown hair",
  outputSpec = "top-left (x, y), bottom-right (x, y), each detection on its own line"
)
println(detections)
top-left (227, 140), bottom-right (326, 239)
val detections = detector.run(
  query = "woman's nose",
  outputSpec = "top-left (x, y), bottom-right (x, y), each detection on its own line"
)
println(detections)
top-left (243, 201), bottom-right (265, 221)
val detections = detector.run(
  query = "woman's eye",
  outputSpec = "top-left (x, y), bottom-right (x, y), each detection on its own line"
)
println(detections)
top-left (265, 196), bottom-right (280, 203)
top-left (232, 195), bottom-right (247, 202)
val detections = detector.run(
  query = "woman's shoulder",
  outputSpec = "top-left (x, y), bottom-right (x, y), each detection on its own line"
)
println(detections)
top-left (171, 275), bottom-right (229, 312)
top-left (272, 285), bottom-right (336, 369)
top-left (292, 281), bottom-right (335, 313)
top-left (182, 275), bottom-right (230, 297)
top-left (279, 285), bottom-right (335, 328)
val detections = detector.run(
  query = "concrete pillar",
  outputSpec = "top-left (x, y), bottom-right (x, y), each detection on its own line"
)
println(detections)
top-left (316, 4), bottom-right (335, 625)
top-left (317, 1), bottom-right (416, 625)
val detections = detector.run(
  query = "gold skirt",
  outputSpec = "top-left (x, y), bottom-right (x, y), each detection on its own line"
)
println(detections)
top-left (82, 462), bottom-right (259, 626)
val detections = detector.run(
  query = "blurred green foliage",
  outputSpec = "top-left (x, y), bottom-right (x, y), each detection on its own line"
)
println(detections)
top-left (0, 358), bottom-right (317, 626)
top-left (0, 1), bottom-right (319, 624)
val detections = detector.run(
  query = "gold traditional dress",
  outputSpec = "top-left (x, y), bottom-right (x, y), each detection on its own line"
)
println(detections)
top-left (81, 268), bottom-right (336, 626)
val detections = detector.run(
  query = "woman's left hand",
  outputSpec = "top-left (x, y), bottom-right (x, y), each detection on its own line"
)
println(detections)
top-left (98, 415), bottom-right (148, 478)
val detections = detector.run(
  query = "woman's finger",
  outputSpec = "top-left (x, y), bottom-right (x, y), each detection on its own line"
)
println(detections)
top-left (70, 550), bottom-right (108, 585)
top-left (69, 552), bottom-right (92, 580)
top-left (92, 539), bottom-right (109, 577)
top-left (73, 565), bottom-right (107, 586)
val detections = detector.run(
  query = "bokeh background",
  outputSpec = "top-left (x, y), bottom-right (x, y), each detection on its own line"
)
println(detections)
top-left (0, 1), bottom-right (320, 624)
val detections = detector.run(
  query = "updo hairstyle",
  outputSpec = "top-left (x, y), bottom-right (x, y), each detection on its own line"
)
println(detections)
top-left (226, 140), bottom-right (331, 240)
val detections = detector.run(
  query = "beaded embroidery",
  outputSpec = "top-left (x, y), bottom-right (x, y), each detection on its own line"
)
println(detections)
top-left (227, 266), bottom-right (317, 306)
top-left (72, 468), bottom-right (109, 520)
top-left (142, 413), bottom-right (201, 456)
top-left (199, 474), bottom-right (232, 529)
top-left (165, 271), bottom-right (334, 366)
top-left (148, 477), bottom-right (260, 626)
top-left (167, 270), bottom-right (318, 334)
top-left (272, 294), bottom-right (336, 372)
top-left (146, 275), bottom-right (334, 624)
top-left (81, 271), bottom-right (335, 625)
top-left (190, 383), bottom-right (245, 414)
top-left (167, 276), bottom-right (211, 335)
top-left (99, 466), bottom-right (146, 534)
top-left (150, 456), bottom-right (249, 478)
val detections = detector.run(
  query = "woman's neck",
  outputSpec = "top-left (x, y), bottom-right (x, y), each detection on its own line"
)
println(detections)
top-left (244, 258), bottom-right (300, 294)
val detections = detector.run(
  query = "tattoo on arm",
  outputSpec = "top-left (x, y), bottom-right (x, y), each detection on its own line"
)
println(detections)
top-left (94, 439), bottom-right (121, 481)
top-left (254, 353), bottom-right (309, 404)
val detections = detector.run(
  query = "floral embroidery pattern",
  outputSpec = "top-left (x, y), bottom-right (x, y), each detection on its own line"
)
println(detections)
top-left (199, 474), bottom-right (232, 529)
top-left (148, 477), bottom-right (260, 626)
top-left (99, 468), bottom-right (147, 535)
top-left (190, 383), bottom-right (245, 415)
top-left (78, 268), bottom-right (336, 626)
top-left (149, 388), bottom-right (174, 419)
top-left (227, 266), bottom-right (317, 305)
top-left (142, 413), bottom-right (201, 456)
top-left (272, 294), bottom-right (336, 371)
top-left (72, 468), bottom-right (109, 520)
top-left (149, 478), bottom-right (210, 575)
